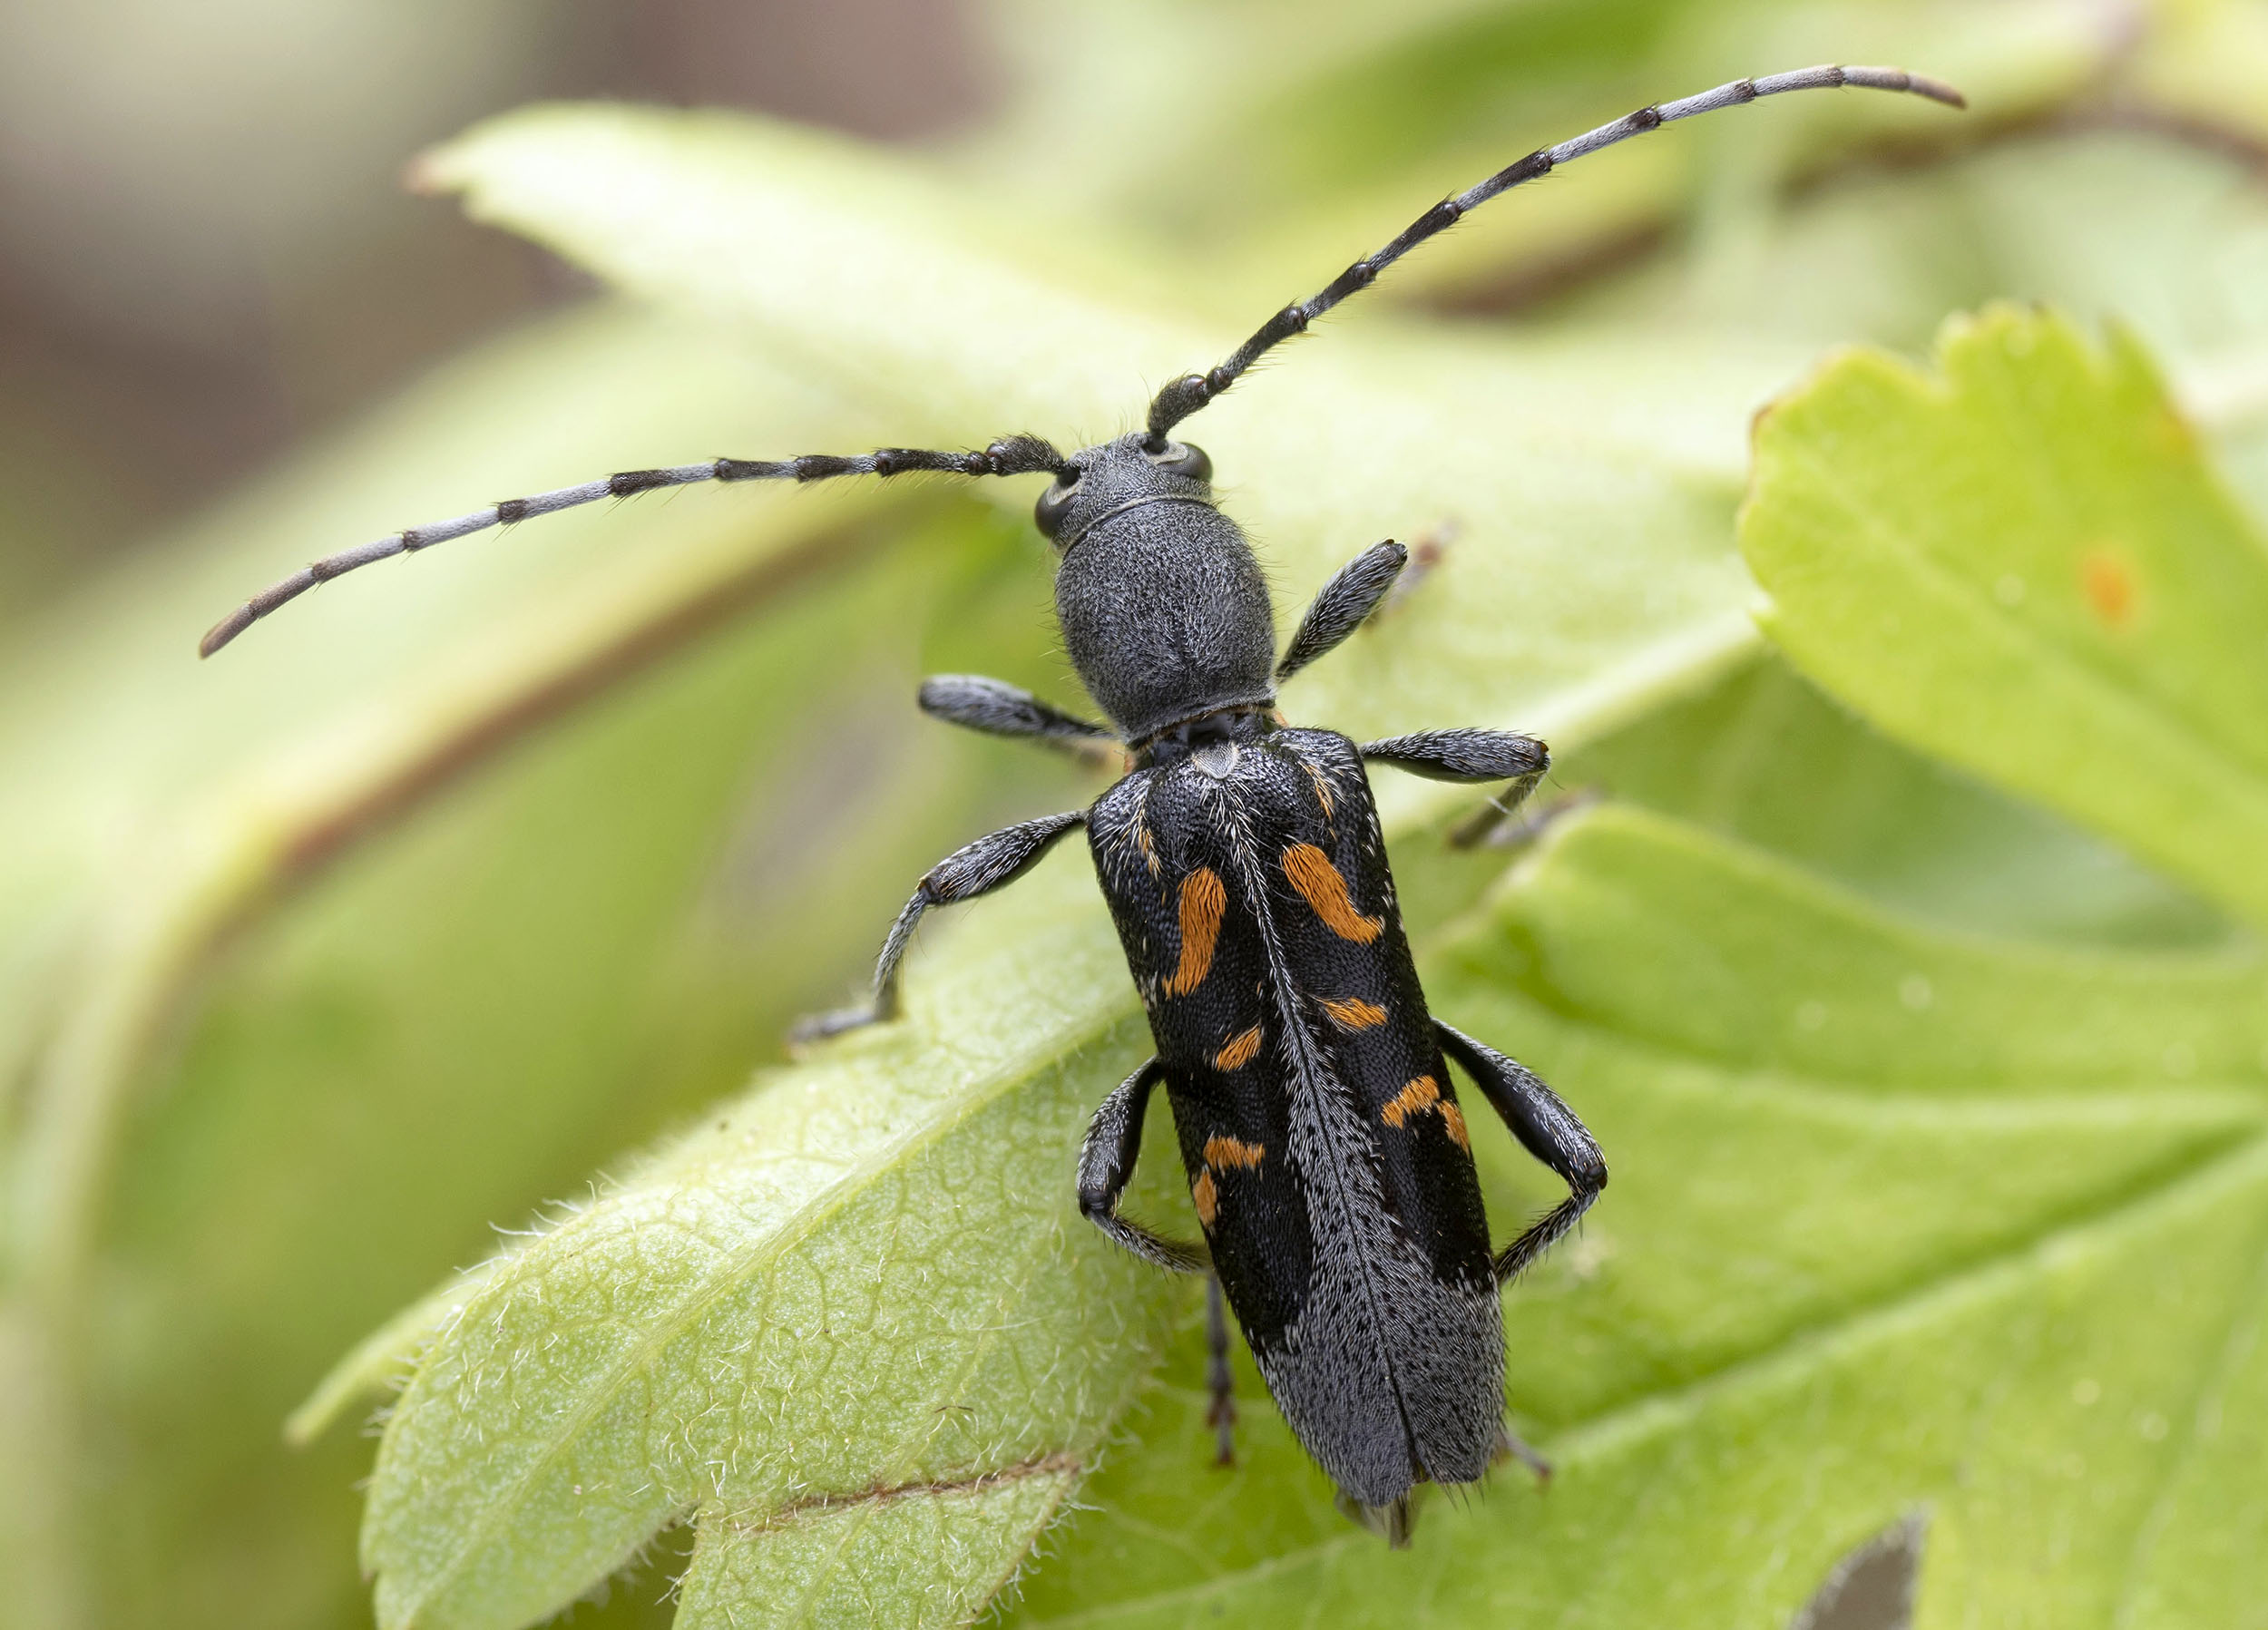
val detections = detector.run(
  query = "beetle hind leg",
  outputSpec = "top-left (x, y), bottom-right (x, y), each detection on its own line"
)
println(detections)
top-left (1435, 1020), bottom-right (1608, 1285)
top-left (1492, 1423), bottom-right (1553, 1484)
top-left (1334, 1491), bottom-right (1415, 1549)
top-left (1078, 1059), bottom-right (1208, 1274)
top-left (1206, 1274), bottom-right (1237, 1466)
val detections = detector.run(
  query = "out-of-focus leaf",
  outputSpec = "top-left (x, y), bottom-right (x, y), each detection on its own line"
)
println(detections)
top-left (1504, 803), bottom-right (2268, 1088)
top-left (2128, 0), bottom-right (2268, 148)
top-left (1551, 126), bottom-right (2268, 405)
top-left (974, 0), bottom-right (2118, 315)
top-left (1562, 650), bottom-right (2233, 947)
top-left (1744, 306), bottom-right (2268, 931)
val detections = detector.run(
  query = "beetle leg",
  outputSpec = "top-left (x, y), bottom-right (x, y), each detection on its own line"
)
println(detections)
top-left (1492, 1423), bottom-right (1553, 1483)
top-left (1206, 1273), bottom-right (1237, 1466)
top-left (791, 809), bottom-right (1087, 1041)
top-left (1434, 1020), bottom-right (1608, 1285)
top-left (917, 674), bottom-right (1119, 762)
top-left (1275, 540), bottom-right (1407, 683)
top-left (1360, 728), bottom-right (1551, 847)
top-left (1078, 1059), bottom-right (1208, 1274)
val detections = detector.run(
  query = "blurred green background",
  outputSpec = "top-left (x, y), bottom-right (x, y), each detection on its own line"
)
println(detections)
top-left (6, 2), bottom-right (2268, 1627)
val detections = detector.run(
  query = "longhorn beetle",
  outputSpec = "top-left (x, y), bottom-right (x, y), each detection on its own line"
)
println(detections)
top-left (202, 64), bottom-right (1963, 1542)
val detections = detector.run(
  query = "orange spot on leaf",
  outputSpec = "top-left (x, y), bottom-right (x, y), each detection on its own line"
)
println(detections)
top-left (2080, 549), bottom-right (2139, 629)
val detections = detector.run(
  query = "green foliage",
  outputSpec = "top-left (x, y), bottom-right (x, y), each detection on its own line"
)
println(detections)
top-left (8, 5), bottom-right (2268, 1629)
top-left (1746, 308), bottom-right (2268, 929)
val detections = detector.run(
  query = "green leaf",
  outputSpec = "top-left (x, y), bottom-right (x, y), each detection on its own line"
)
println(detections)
top-left (994, 313), bottom-right (2268, 1626)
top-left (1502, 803), bottom-right (2268, 1089)
top-left (293, 106), bottom-right (2268, 1629)
top-left (671, 1459), bottom-right (1077, 1630)
top-left (1742, 306), bottom-right (2268, 931)
top-left (974, 0), bottom-right (2121, 314)
top-left (349, 859), bottom-right (1173, 1630)
top-left (26, 11), bottom-right (2268, 1624)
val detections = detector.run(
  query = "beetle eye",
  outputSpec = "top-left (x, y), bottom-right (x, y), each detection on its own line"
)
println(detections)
top-left (1033, 471), bottom-right (1080, 541)
top-left (1146, 440), bottom-right (1212, 483)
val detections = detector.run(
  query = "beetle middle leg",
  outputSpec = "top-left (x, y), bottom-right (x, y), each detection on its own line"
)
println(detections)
top-left (1077, 1058), bottom-right (1208, 1274)
top-left (1492, 1423), bottom-right (1553, 1483)
top-left (793, 809), bottom-right (1087, 1040)
top-left (1434, 1020), bottom-right (1607, 1285)
top-left (1362, 728), bottom-right (1551, 847)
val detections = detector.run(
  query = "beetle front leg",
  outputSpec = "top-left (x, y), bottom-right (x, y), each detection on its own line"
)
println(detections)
top-left (1276, 540), bottom-right (1408, 683)
top-left (918, 674), bottom-right (1119, 763)
top-left (792, 809), bottom-right (1087, 1041)
top-left (1434, 1020), bottom-right (1607, 1285)
top-left (1078, 1059), bottom-right (1208, 1274)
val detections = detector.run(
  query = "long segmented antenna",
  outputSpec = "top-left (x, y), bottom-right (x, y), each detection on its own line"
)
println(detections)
top-left (198, 434), bottom-right (1066, 656)
top-left (1145, 63), bottom-right (1964, 438)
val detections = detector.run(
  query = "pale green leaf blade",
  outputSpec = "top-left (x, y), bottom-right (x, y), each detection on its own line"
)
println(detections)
top-left (1742, 306), bottom-right (2268, 929)
top-left (357, 856), bottom-right (1178, 1630)
top-left (2116, 1238), bottom-right (2268, 1626)
top-left (1487, 800), bottom-right (2268, 1088)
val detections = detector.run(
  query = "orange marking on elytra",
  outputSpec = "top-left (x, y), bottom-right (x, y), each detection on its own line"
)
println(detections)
top-left (1282, 844), bottom-right (1381, 942)
top-left (1166, 868), bottom-right (1226, 996)
top-left (1204, 1135), bottom-right (1266, 1170)
top-left (1304, 759), bottom-right (1337, 820)
top-left (2080, 548), bottom-right (2138, 629)
top-left (1134, 812), bottom-right (1160, 878)
top-left (1381, 1075), bottom-right (1441, 1128)
top-left (1438, 1100), bottom-right (1471, 1150)
top-left (1192, 1170), bottom-right (1218, 1227)
top-left (1213, 1025), bottom-right (1265, 1070)
top-left (1319, 996), bottom-right (1387, 1031)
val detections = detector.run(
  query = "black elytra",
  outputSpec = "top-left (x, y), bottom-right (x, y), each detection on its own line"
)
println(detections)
top-left (201, 65), bottom-right (1962, 1541)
